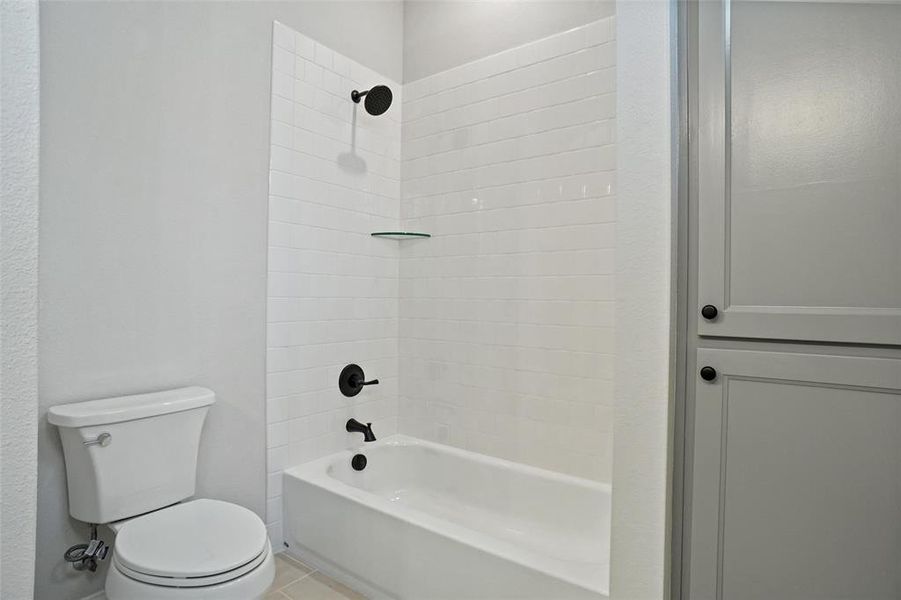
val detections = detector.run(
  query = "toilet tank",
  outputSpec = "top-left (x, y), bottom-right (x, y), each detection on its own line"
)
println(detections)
top-left (48, 387), bottom-right (215, 524)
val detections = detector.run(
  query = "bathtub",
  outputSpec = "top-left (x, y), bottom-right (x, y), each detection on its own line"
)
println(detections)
top-left (282, 435), bottom-right (609, 599)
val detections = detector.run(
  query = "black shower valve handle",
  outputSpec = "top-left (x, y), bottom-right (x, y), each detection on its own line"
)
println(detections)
top-left (339, 364), bottom-right (379, 397)
top-left (351, 374), bottom-right (379, 389)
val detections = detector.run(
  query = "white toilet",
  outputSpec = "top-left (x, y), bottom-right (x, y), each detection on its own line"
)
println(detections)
top-left (48, 387), bottom-right (275, 600)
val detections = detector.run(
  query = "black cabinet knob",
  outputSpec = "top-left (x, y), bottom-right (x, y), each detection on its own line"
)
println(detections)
top-left (701, 305), bottom-right (718, 320)
top-left (700, 366), bottom-right (717, 381)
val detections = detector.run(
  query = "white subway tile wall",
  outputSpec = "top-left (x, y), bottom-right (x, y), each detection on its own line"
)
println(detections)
top-left (266, 16), bottom-right (616, 544)
top-left (266, 22), bottom-right (402, 548)
top-left (398, 17), bottom-right (616, 482)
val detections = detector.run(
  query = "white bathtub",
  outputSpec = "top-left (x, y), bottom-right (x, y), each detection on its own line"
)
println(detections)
top-left (283, 435), bottom-right (609, 599)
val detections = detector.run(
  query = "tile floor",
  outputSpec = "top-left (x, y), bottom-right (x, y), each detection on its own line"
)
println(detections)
top-left (266, 553), bottom-right (365, 600)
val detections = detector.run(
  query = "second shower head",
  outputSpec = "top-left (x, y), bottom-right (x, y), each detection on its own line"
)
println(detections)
top-left (351, 85), bottom-right (393, 116)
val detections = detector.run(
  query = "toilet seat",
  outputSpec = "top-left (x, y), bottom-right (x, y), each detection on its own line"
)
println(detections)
top-left (113, 546), bottom-right (270, 587)
top-left (112, 499), bottom-right (269, 588)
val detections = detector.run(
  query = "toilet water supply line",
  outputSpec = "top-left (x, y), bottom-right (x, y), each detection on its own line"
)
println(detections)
top-left (64, 524), bottom-right (110, 572)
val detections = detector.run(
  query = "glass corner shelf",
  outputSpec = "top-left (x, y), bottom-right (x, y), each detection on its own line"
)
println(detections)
top-left (370, 231), bottom-right (431, 240)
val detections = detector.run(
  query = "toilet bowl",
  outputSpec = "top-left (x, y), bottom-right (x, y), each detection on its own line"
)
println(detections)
top-left (104, 499), bottom-right (274, 600)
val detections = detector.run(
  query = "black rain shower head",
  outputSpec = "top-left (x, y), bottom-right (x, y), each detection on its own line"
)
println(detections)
top-left (351, 85), bottom-right (393, 116)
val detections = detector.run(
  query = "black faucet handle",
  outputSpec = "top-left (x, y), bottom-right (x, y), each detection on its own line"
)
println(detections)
top-left (339, 364), bottom-right (379, 397)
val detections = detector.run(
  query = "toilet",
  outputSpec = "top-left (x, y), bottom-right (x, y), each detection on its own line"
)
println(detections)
top-left (48, 387), bottom-right (275, 600)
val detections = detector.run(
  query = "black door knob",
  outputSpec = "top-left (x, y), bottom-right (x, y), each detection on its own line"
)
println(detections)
top-left (700, 366), bottom-right (717, 381)
top-left (701, 305), bottom-right (718, 320)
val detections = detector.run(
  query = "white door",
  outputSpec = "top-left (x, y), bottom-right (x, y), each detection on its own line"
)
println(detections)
top-left (688, 349), bottom-right (901, 599)
top-left (696, 0), bottom-right (901, 344)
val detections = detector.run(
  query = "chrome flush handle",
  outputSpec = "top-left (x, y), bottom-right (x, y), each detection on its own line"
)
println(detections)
top-left (83, 432), bottom-right (112, 447)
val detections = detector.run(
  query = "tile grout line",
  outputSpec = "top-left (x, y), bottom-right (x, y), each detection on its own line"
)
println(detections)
top-left (273, 553), bottom-right (320, 593)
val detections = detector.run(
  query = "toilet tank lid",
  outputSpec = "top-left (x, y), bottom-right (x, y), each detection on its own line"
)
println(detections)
top-left (48, 387), bottom-right (215, 428)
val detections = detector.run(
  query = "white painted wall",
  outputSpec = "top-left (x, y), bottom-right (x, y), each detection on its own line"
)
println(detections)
top-left (403, 0), bottom-right (615, 81)
top-left (610, 0), bottom-right (673, 598)
top-left (266, 22), bottom-right (402, 548)
top-left (399, 17), bottom-right (618, 481)
top-left (37, 3), bottom-right (402, 599)
top-left (279, 1), bottom-right (404, 82)
top-left (0, 1), bottom-right (40, 597)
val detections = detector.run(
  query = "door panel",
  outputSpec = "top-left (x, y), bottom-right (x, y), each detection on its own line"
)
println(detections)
top-left (688, 349), bottom-right (901, 599)
top-left (697, 0), bottom-right (901, 344)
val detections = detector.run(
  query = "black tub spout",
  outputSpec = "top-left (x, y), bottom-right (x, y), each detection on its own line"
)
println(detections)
top-left (346, 418), bottom-right (376, 442)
